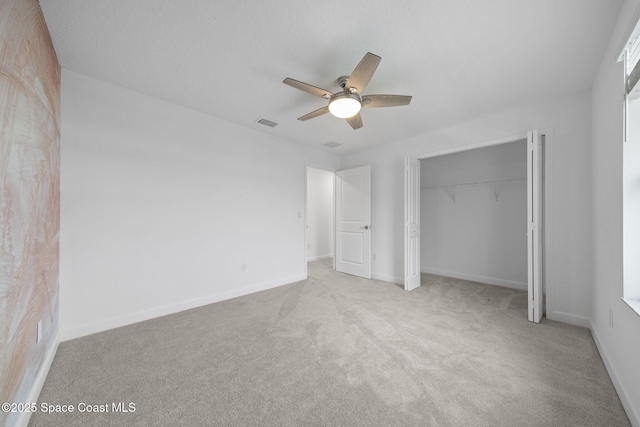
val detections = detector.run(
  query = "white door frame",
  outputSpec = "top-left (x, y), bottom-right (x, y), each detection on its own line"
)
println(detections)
top-left (410, 130), bottom-right (554, 320)
top-left (527, 130), bottom-right (544, 322)
top-left (404, 157), bottom-right (421, 290)
top-left (304, 162), bottom-right (336, 279)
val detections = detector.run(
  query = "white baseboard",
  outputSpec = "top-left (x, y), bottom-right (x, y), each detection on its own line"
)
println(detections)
top-left (372, 272), bottom-right (403, 285)
top-left (15, 331), bottom-right (60, 427)
top-left (307, 254), bottom-right (333, 262)
top-left (546, 310), bottom-right (591, 328)
top-left (61, 274), bottom-right (306, 341)
top-left (421, 267), bottom-right (527, 291)
top-left (590, 322), bottom-right (640, 427)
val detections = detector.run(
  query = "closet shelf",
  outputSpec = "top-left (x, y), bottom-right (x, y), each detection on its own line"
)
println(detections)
top-left (422, 177), bottom-right (525, 202)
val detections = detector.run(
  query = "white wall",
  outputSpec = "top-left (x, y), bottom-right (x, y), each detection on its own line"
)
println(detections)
top-left (60, 70), bottom-right (340, 340)
top-left (421, 141), bottom-right (527, 289)
top-left (341, 90), bottom-right (593, 326)
top-left (306, 167), bottom-right (334, 261)
top-left (591, 0), bottom-right (640, 425)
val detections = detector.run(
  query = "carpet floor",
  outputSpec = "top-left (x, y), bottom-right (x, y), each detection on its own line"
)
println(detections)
top-left (29, 259), bottom-right (629, 426)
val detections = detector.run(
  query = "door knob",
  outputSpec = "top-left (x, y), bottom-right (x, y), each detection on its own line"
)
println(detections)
top-left (361, 225), bottom-right (369, 229)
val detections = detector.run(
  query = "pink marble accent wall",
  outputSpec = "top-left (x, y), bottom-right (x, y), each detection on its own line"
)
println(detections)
top-left (0, 0), bottom-right (60, 424)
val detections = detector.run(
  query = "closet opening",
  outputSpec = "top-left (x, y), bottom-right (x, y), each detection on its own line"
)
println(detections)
top-left (421, 140), bottom-right (527, 287)
top-left (406, 131), bottom-right (550, 322)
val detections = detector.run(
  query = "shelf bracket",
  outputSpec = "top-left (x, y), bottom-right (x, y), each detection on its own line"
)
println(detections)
top-left (443, 185), bottom-right (457, 203)
top-left (488, 181), bottom-right (503, 201)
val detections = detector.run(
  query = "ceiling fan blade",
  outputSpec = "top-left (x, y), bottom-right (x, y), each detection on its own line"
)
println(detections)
top-left (283, 78), bottom-right (333, 99)
top-left (345, 52), bottom-right (381, 94)
top-left (298, 106), bottom-right (330, 121)
top-left (361, 94), bottom-right (412, 108)
top-left (345, 113), bottom-right (363, 130)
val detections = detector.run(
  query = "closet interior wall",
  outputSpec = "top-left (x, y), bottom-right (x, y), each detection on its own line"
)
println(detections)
top-left (420, 140), bottom-right (528, 290)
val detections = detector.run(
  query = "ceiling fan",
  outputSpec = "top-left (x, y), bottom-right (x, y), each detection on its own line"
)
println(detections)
top-left (283, 52), bottom-right (412, 130)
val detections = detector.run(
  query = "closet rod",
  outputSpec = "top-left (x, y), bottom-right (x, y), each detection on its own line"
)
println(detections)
top-left (423, 177), bottom-right (525, 203)
top-left (422, 177), bottom-right (525, 191)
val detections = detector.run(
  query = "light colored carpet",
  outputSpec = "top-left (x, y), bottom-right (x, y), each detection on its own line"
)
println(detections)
top-left (29, 259), bottom-right (629, 426)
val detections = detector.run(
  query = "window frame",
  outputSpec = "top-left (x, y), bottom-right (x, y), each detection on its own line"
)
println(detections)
top-left (622, 19), bottom-right (640, 318)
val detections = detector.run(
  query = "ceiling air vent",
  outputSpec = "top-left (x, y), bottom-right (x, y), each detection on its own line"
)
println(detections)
top-left (323, 141), bottom-right (341, 148)
top-left (257, 118), bottom-right (278, 127)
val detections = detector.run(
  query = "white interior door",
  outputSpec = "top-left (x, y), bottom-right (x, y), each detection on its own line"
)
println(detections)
top-left (404, 157), bottom-right (421, 291)
top-left (335, 165), bottom-right (371, 278)
top-left (527, 130), bottom-right (544, 323)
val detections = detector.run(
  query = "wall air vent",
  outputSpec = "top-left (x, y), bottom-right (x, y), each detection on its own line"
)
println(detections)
top-left (323, 141), bottom-right (341, 148)
top-left (257, 118), bottom-right (278, 127)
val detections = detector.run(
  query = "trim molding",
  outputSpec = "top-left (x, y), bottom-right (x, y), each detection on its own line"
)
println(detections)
top-left (372, 272), bottom-right (403, 285)
top-left (61, 274), bottom-right (306, 341)
top-left (15, 331), bottom-right (60, 427)
top-left (590, 322), bottom-right (639, 427)
top-left (307, 254), bottom-right (333, 262)
top-left (421, 267), bottom-right (527, 291)
top-left (546, 311), bottom-right (591, 328)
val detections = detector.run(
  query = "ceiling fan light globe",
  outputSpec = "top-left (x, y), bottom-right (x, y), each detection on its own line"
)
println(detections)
top-left (328, 95), bottom-right (361, 118)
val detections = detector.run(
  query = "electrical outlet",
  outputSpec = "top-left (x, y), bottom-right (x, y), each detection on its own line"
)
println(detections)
top-left (241, 262), bottom-right (247, 272)
top-left (36, 320), bottom-right (42, 344)
top-left (609, 308), bottom-right (614, 328)
top-left (372, 253), bottom-right (377, 261)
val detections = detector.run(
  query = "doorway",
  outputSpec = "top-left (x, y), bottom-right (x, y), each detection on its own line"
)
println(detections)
top-left (405, 130), bottom-right (551, 323)
top-left (305, 164), bottom-right (373, 280)
top-left (306, 166), bottom-right (335, 269)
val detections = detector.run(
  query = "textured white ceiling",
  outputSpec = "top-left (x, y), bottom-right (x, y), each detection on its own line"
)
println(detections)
top-left (40, 0), bottom-right (622, 155)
